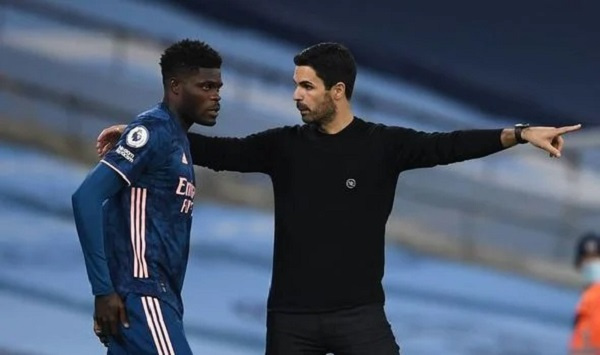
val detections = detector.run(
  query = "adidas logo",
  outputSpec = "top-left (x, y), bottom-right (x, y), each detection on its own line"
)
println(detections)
top-left (182, 153), bottom-right (188, 164)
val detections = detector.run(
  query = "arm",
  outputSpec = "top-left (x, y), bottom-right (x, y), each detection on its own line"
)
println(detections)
top-left (72, 163), bottom-right (125, 295)
top-left (386, 124), bottom-right (581, 171)
top-left (96, 124), bottom-right (279, 174)
top-left (188, 129), bottom-right (279, 173)
top-left (386, 127), bottom-right (505, 170)
top-left (72, 163), bottom-right (130, 342)
top-left (85, 119), bottom-right (167, 341)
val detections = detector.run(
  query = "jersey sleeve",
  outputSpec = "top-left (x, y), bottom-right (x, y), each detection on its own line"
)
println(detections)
top-left (381, 126), bottom-right (504, 172)
top-left (101, 118), bottom-right (170, 185)
top-left (72, 163), bottom-right (126, 295)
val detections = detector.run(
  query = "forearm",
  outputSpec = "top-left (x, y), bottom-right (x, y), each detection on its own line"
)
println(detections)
top-left (404, 129), bottom-right (505, 169)
top-left (73, 192), bottom-right (113, 295)
top-left (440, 129), bottom-right (506, 163)
top-left (72, 164), bottom-right (125, 295)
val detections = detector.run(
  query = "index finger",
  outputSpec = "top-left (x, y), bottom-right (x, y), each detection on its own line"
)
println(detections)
top-left (557, 124), bottom-right (582, 135)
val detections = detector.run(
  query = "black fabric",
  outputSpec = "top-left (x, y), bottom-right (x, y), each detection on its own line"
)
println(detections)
top-left (265, 303), bottom-right (400, 355)
top-left (189, 118), bottom-right (505, 312)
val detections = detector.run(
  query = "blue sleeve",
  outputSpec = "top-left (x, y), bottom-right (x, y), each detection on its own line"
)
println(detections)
top-left (72, 163), bottom-right (126, 295)
top-left (101, 119), bottom-right (169, 185)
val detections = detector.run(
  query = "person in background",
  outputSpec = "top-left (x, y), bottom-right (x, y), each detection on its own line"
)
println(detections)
top-left (571, 232), bottom-right (600, 354)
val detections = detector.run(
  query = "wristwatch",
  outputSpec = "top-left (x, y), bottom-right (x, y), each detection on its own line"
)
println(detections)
top-left (514, 123), bottom-right (530, 144)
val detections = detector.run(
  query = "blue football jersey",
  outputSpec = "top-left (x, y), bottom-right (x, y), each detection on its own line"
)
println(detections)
top-left (101, 103), bottom-right (195, 316)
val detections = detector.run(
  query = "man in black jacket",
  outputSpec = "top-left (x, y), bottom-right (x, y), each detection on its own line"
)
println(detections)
top-left (97, 42), bottom-right (580, 355)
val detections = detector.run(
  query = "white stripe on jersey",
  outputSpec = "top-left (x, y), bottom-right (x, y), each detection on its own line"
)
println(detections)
top-left (100, 159), bottom-right (131, 186)
top-left (131, 187), bottom-right (149, 278)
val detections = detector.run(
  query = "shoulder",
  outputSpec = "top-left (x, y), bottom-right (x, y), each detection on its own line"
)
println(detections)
top-left (122, 109), bottom-right (172, 149)
top-left (283, 124), bottom-right (306, 135)
top-left (250, 125), bottom-right (298, 139)
top-left (354, 117), bottom-right (404, 133)
top-left (583, 284), bottom-right (600, 303)
top-left (131, 104), bottom-right (171, 129)
top-left (135, 106), bottom-right (171, 130)
top-left (357, 119), bottom-right (416, 141)
top-left (138, 104), bottom-right (171, 121)
top-left (578, 284), bottom-right (600, 313)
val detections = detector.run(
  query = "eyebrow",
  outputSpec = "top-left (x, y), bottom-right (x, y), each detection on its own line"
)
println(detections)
top-left (198, 80), bottom-right (223, 87)
top-left (294, 79), bottom-right (314, 86)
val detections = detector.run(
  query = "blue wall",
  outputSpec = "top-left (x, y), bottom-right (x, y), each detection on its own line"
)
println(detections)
top-left (166, 0), bottom-right (600, 127)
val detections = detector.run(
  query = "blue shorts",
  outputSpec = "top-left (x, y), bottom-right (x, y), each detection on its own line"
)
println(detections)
top-left (108, 294), bottom-right (192, 355)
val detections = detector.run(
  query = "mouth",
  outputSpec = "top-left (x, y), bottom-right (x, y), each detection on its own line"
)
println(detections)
top-left (297, 106), bottom-right (309, 115)
top-left (204, 111), bottom-right (219, 120)
top-left (206, 106), bottom-right (220, 116)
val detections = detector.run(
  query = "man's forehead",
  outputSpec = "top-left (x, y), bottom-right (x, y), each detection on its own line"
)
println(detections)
top-left (293, 65), bottom-right (318, 82)
top-left (194, 68), bottom-right (222, 81)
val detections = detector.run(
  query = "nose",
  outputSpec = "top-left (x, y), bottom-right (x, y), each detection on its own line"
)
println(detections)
top-left (293, 87), bottom-right (302, 101)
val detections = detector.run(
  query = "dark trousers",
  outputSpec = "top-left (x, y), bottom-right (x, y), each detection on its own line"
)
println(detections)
top-left (266, 303), bottom-right (400, 355)
top-left (107, 294), bottom-right (192, 355)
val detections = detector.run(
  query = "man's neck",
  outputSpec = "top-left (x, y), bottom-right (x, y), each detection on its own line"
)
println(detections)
top-left (163, 99), bottom-right (192, 131)
top-left (318, 108), bottom-right (354, 135)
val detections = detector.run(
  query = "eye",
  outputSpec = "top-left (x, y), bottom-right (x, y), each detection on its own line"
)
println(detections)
top-left (203, 83), bottom-right (223, 92)
top-left (199, 83), bottom-right (218, 92)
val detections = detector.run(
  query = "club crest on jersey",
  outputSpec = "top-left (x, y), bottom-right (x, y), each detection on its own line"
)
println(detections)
top-left (346, 178), bottom-right (356, 189)
top-left (126, 126), bottom-right (149, 148)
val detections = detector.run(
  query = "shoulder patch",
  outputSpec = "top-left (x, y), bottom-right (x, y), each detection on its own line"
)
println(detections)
top-left (126, 126), bottom-right (149, 148)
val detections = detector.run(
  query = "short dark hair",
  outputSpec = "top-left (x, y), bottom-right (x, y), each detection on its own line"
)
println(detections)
top-left (293, 42), bottom-right (357, 100)
top-left (160, 39), bottom-right (222, 83)
top-left (575, 232), bottom-right (600, 267)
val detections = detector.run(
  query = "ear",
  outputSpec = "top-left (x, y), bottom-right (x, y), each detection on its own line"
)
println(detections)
top-left (332, 82), bottom-right (346, 100)
top-left (169, 77), bottom-right (181, 96)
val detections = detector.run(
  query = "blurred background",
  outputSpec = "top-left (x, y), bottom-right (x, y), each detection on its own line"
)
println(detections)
top-left (0, 0), bottom-right (599, 354)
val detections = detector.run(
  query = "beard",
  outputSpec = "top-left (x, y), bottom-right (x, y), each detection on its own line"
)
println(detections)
top-left (300, 94), bottom-right (337, 125)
